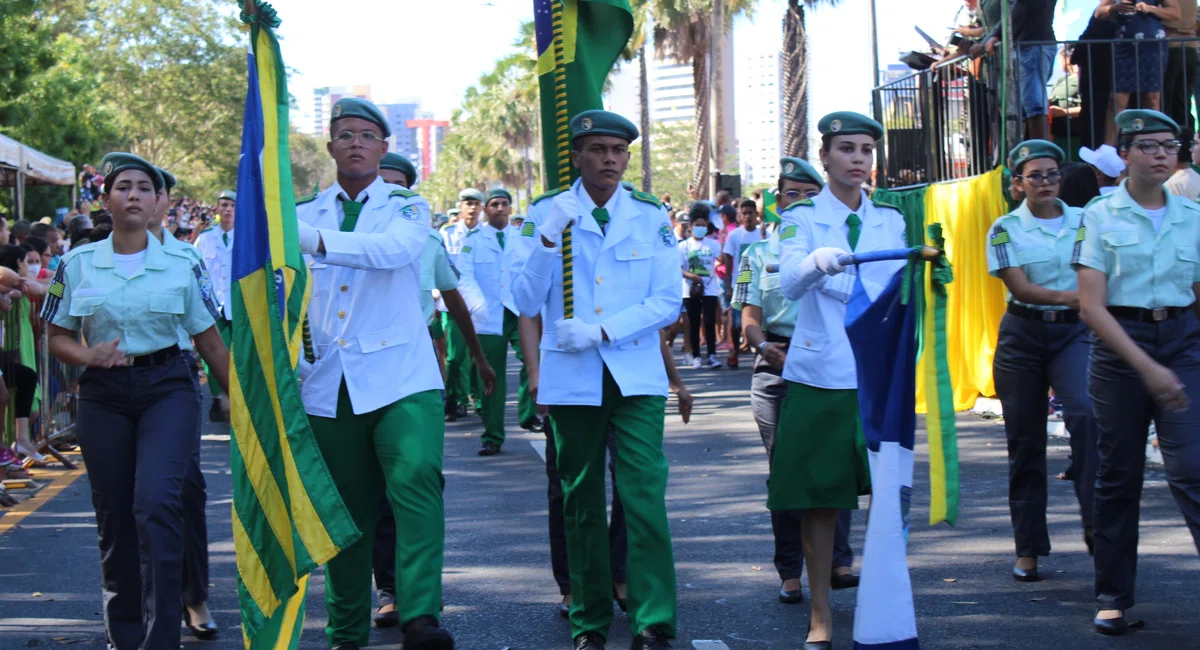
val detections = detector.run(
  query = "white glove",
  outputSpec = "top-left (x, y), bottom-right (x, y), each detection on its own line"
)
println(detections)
top-left (554, 317), bottom-right (604, 352)
top-left (297, 219), bottom-right (322, 255)
top-left (540, 193), bottom-right (582, 244)
top-left (811, 247), bottom-right (848, 275)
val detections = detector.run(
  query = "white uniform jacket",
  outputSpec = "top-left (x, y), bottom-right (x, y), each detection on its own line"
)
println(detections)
top-left (297, 176), bottom-right (443, 417)
top-left (511, 180), bottom-right (682, 406)
top-left (778, 188), bottom-right (907, 390)
top-left (193, 225), bottom-right (234, 320)
top-left (456, 222), bottom-right (517, 336)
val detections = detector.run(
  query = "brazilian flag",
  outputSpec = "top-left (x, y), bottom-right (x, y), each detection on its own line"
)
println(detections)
top-left (231, 2), bottom-right (360, 647)
top-left (534, 0), bottom-right (634, 188)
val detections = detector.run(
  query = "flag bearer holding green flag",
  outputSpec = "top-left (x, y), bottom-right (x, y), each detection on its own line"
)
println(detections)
top-left (294, 97), bottom-right (453, 650)
top-left (512, 110), bottom-right (682, 650)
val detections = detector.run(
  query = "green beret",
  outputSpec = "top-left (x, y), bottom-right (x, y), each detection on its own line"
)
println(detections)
top-left (1115, 109), bottom-right (1180, 136)
top-left (779, 157), bottom-right (824, 187)
top-left (99, 152), bottom-right (163, 193)
top-left (156, 167), bottom-right (177, 193)
top-left (218, 190), bottom-right (237, 202)
top-left (448, 208), bottom-right (461, 217)
top-left (330, 97), bottom-right (391, 138)
top-left (1008, 139), bottom-right (1064, 171)
top-left (818, 112), bottom-right (883, 140)
top-left (379, 153), bottom-right (417, 185)
top-left (459, 188), bottom-right (485, 203)
top-left (485, 188), bottom-right (512, 204)
top-left (570, 109), bottom-right (639, 143)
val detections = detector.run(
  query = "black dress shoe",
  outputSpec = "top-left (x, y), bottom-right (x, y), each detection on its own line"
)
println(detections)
top-left (478, 442), bottom-right (501, 456)
top-left (522, 416), bottom-right (545, 432)
top-left (830, 571), bottom-right (860, 590)
top-left (1093, 611), bottom-right (1129, 636)
top-left (456, 403), bottom-right (468, 418)
top-left (574, 632), bottom-right (606, 649)
top-left (374, 603), bottom-right (399, 628)
top-left (401, 615), bottom-right (455, 650)
top-left (208, 401), bottom-right (228, 423)
top-left (778, 586), bottom-right (804, 604)
top-left (1011, 561), bottom-right (1039, 582)
top-left (802, 642), bottom-right (832, 650)
top-left (630, 625), bottom-right (672, 649)
top-left (184, 609), bottom-right (219, 640)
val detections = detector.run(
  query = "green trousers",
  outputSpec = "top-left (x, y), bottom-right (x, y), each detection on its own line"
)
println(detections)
top-left (550, 367), bottom-right (676, 641)
top-left (206, 318), bottom-right (232, 397)
top-left (309, 384), bottom-right (446, 647)
top-left (477, 310), bottom-right (537, 447)
top-left (442, 312), bottom-right (476, 409)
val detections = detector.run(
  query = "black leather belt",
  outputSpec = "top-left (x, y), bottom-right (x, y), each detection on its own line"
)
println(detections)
top-left (1007, 303), bottom-right (1079, 324)
top-left (1108, 306), bottom-right (1190, 323)
top-left (128, 345), bottom-right (182, 367)
top-left (764, 331), bottom-right (792, 345)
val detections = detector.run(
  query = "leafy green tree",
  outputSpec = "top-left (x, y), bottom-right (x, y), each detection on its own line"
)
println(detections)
top-left (289, 129), bottom-right (336, 199)
top-left (625, 119), bottom-right (695, 206)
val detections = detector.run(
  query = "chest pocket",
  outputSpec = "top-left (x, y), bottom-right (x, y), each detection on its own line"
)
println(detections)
top-left (472, 247), bottom-right (502, 281)
top-left (149, 291), bottom-right (185, 315)
top-left (1174, 246), bottom-right (1199, 292)
top-left (68, 294), bottom-right (107, 317)
top-left (613, 240), bottom-right (654, 288)
top-left (759, 273), bottom-right (781, 293)
top-left (1100, 229), bottom-right (1139, 275)
top-left (1015, 246), bottom-right (1057, 283)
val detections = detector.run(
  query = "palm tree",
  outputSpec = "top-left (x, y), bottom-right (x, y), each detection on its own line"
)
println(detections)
top-left (618, 0), bottom-right (652, 193)
top-left (781, 0), bottom-right (839, 159)
top-left (649, 0), bottom-right (753, 200)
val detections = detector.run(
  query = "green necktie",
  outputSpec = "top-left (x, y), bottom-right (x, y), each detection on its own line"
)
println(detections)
top-left (496, 230), bottom-right (505, 250)
top-left (340, 197), bottom-right (364, 232)
top-left (592, 207), bottom-right (610, 233)
top-left (846, 213), bottom-right (862, 251)
top-left (222, 232), bottom-right (228, 247)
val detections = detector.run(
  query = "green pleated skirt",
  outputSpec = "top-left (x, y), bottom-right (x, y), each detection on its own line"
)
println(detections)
top-left (766, 381), bottom-right (871, 511)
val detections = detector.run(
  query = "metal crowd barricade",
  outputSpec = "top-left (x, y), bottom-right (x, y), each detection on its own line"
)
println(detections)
top-left (36, 324), bottom-right (79, 469)
top-left (874, 36), bottom-right (1200, 190)
top-left (874, 53), bottom-right (1004, 189)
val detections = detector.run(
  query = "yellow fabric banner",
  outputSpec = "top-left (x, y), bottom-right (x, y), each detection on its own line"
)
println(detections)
top-left (915, 168), bottom-right (1009, 412)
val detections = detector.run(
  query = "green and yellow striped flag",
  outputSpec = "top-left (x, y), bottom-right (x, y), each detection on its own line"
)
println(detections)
top-left (231, 2), bottom-right (360, 646)
top-left (763, 188), bottom-right (780, 223)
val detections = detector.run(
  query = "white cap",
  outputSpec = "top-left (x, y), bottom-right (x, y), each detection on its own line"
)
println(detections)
top-left (1079, 145), bottom-right (1126, 178)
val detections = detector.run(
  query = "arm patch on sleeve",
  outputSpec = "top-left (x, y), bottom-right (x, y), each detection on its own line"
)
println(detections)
top-left (779, 225), bottom-right (797, 241)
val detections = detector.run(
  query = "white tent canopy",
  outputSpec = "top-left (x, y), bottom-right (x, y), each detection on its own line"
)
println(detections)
top-left (0, 133), bottom-right (76, 220)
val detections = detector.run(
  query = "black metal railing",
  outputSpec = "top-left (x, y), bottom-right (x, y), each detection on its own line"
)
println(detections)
top-left (872, 36), bottom-right (1200, 189)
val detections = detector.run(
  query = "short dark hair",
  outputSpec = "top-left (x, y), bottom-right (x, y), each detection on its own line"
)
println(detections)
top-left (25, 236), bottom-right (47, 256)
top-left (821, 133), bottom-right (836, 151)
top-left (739, 198), bottom-right (757, 211)
top-left (0, 245), bottom-right (25, 273)
top-left (31, 222), bottom-right (51, 239)
top-left (1058, 162), bottom-right (1101, 208)
top-left (687, 201), bottom-right (711, 225)
top-left (11, 220), bottom-right (32, 236)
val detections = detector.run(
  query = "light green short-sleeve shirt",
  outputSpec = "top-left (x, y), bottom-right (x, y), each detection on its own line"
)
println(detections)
top-left (1072, 181), bottom-right (1200, 309)
top-left (731, 232), bottom-right (798, 339)
top-left (419, 233), bottom-right (459, 324)
top-left (42, 234), bottom-right (222, 356)
top-left (986, 199), bottom-right (1082, 311)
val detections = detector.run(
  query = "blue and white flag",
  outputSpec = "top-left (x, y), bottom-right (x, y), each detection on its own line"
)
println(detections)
top-left (846, 267), bottom-right (920, 650)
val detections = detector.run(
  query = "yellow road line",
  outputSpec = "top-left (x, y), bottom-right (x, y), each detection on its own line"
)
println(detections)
top-left (0, 463), bottom-right (87, 536)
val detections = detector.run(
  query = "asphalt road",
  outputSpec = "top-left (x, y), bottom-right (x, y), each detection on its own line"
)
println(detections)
top-left (1, 351), bottom-right (1197, 650)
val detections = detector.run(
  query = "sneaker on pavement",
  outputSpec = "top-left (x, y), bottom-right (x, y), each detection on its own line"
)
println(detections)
top-left (706, 354), bottom-right (722, 369)
top-left (682, 353), bottom-right (695, 367)
top-left (691, 356), bottom-right (702, 369)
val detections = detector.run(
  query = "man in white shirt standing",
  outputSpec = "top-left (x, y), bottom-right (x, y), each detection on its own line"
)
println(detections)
top-left (721, 198), bottom-right (763, 369)
top-left (193, 189), bottom-right (236, 422)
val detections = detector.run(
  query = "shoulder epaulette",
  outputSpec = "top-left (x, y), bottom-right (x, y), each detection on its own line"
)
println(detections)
top-left (871, 197), bottom-right (901, 212)
top-left (631, 190), bottom-right (663, 209)
top-left (1084, 194), bottom-right (1111, 210)
top-left (296, 192), bottom-right (318, 206)
top-left (793, 198), bottom-right (815, 208)
top-left (531, 187), bottom-right (567, 206)
top-left (465, 228), bottom-right (481, 238)
top-left (389, 188), bottom-right (418, 199)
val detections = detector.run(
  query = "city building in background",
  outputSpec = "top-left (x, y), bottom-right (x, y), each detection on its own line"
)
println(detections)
top-left (737, 49), bottom-right (782, 186)
top-left (312, 85), bottom-right (373, 136)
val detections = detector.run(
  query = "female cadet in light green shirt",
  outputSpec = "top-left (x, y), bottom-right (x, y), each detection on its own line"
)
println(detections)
top-left (986, 140), bottom-right (1096, 584)
top-left (1073, 110), bottom-right (1200, 637)
top-left (40, 152), bottom-right (229, 650)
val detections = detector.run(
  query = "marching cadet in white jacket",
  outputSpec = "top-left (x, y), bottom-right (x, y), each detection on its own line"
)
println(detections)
top-left (511, 110), bottom-right (681, 650)
top-left (457, 187), bottom-right (540, 456)
top-left (771, 112), bottom-right (907, 650)
top-left (294, 97), bottom-right (452, 650)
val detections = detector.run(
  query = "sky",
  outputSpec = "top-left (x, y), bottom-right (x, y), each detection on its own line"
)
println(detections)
top-left (271, 0), bottom-right (1095, 130)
